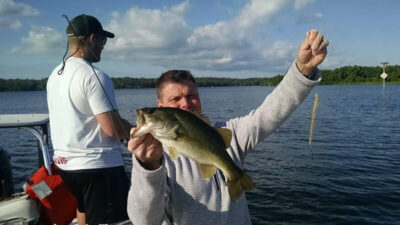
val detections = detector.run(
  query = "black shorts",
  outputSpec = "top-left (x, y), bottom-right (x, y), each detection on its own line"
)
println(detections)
top-left (58, 166), bottom-right (130, 224)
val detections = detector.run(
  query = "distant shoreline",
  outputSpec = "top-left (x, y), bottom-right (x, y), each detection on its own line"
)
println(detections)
top-left (0, 81), bottom-right (398, 92)
top-left (1, 65), bottom-right (399, 91)
top-left (0, 81), bottom-right (399, 92)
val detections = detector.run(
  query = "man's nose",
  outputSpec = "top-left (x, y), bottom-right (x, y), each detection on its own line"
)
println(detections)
top-left (179, 97), bottom-right (192, 111)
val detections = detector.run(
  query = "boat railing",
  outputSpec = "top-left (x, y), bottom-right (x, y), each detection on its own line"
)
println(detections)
top-left (0, 114), bottom-right (51, 175)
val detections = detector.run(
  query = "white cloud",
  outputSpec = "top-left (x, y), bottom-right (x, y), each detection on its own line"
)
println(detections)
top-left (319, 55), bottom-right (344, 70)
top-left (181, 0), bottom-right (313, 73)
top-left (215, 55), bottom-right (233, 64)
top-left (187, 21), bottom-right (234, 49)
top-left (12, 26), bottom-right (64, 54)
top-left (187, 0), bottom-right (293, 50)
top-left (107, 1), bottom-right (191, 50)
top-left (0, 0), bottom-right (39, 30)
top-left (297, 12), bottom-right (323, 24)
top-left (0, 17), bottom-right (21, 29)
top-left (294, 0), bottom-right (315, 10)
top-left (262, 41), bottom-right (296, 59)
top-left (0, 0), bottom-right (39, 16)
top-left (7, 0), bottom-right (310, 76)
top-left (102, 0), bottom-right (317, 75)
top-left (235, 0), bottom-right (291, 30)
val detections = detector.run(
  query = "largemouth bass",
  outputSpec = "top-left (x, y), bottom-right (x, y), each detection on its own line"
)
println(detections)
top-left (131, 107), bottom-right (255, 201)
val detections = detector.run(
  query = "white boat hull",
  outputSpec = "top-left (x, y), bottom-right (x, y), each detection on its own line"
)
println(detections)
top-left (0, 193), bottom-right (40, 224)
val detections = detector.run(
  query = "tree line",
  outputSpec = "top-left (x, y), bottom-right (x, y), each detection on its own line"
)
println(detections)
top-left (1, 65), bottom-right (399, 91)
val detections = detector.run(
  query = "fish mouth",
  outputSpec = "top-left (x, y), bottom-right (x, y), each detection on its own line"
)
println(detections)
top-left (131, 110), bottom-right (146, 138)
top-left (136, 109), bottom-right (145, 125)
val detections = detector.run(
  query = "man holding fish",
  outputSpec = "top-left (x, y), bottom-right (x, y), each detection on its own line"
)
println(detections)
top-left (127, 29), bottom-right (328, 225)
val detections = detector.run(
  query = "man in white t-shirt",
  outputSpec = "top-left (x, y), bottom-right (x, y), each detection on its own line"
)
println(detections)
top-left (47, 14), bottom-right (132, 225)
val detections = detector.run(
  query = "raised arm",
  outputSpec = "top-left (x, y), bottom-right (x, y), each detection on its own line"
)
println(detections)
top-left (227, 29), bottom-right (328, 157)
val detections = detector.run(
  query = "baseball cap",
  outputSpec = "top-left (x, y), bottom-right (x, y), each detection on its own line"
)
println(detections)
top-left (66, 14), bottom-right (114, 38)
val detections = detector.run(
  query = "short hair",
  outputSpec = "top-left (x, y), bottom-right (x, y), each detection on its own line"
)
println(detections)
top-left (156, 70), bottom-right (197, 99)
top-left (67, 36), bottom-right (87, 49)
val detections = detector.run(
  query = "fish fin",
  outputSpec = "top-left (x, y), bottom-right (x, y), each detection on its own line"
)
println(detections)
top-left (216, 128), bottom-right (232, 148)
top-left (159, 124), bottom-right (184, 140)
top-left (240, 172), bottom-right (256, 191)
top-left (193, 111), bottom-right (212, 125)
top-left (198, 163), bottom-right (217, 179)
top-left (171, 124), bottom-right (186, 140)
top-left (169, 146), bottom-right (180, 160)
top-left (227, 172), bottom-right (255, 201)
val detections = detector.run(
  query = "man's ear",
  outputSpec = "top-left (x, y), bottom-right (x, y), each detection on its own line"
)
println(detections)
top-left (88, 33), bottom-right (96, 44)
top-left (157, 99), bottom-right (163, 107)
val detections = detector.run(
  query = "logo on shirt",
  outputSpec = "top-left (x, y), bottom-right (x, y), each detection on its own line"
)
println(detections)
top-left (54, 157), bottom-right (68, 165)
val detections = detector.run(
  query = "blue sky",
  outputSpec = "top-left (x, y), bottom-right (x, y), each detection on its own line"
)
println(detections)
top-left (0, 0), bottom-right (398, 79)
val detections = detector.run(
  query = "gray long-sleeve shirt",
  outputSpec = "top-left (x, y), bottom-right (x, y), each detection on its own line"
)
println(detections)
top-left (127, 61), bottom-right (320, 225)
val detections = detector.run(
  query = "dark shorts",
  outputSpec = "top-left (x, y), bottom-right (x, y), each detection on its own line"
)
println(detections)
top-left (58, 166), bottom-right (130, 224)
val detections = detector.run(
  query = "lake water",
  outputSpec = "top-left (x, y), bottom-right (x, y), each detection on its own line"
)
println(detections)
top-left (0, 85), bottom-right (399, 225)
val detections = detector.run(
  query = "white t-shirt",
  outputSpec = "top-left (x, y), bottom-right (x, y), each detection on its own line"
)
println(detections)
top-left (47, 57), bottom-right (124, 170)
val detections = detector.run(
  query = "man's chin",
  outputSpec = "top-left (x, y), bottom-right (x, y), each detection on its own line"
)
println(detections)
top-left (92, 58), bottom-right (100, 63)
top-left (186, 108), bottom-right (202, 113)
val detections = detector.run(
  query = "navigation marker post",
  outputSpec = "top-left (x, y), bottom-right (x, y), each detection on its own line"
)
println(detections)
top-left (380, 62), bottom-right (388, 90)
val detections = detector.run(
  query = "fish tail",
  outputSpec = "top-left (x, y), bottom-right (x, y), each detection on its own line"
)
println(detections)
top-left (227, 172), bottom-right (255, 201)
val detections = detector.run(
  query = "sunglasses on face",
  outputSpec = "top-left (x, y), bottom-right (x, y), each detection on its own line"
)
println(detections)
top-left (96, 35), bottom-right (107, 46)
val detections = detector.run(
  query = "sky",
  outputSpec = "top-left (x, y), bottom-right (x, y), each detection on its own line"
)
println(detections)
top-left (0, 0), bottom-right (398, 79)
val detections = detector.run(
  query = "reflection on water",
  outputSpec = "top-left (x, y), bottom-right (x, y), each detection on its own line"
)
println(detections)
top-left (0, 85), bottom-right (399, 225)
